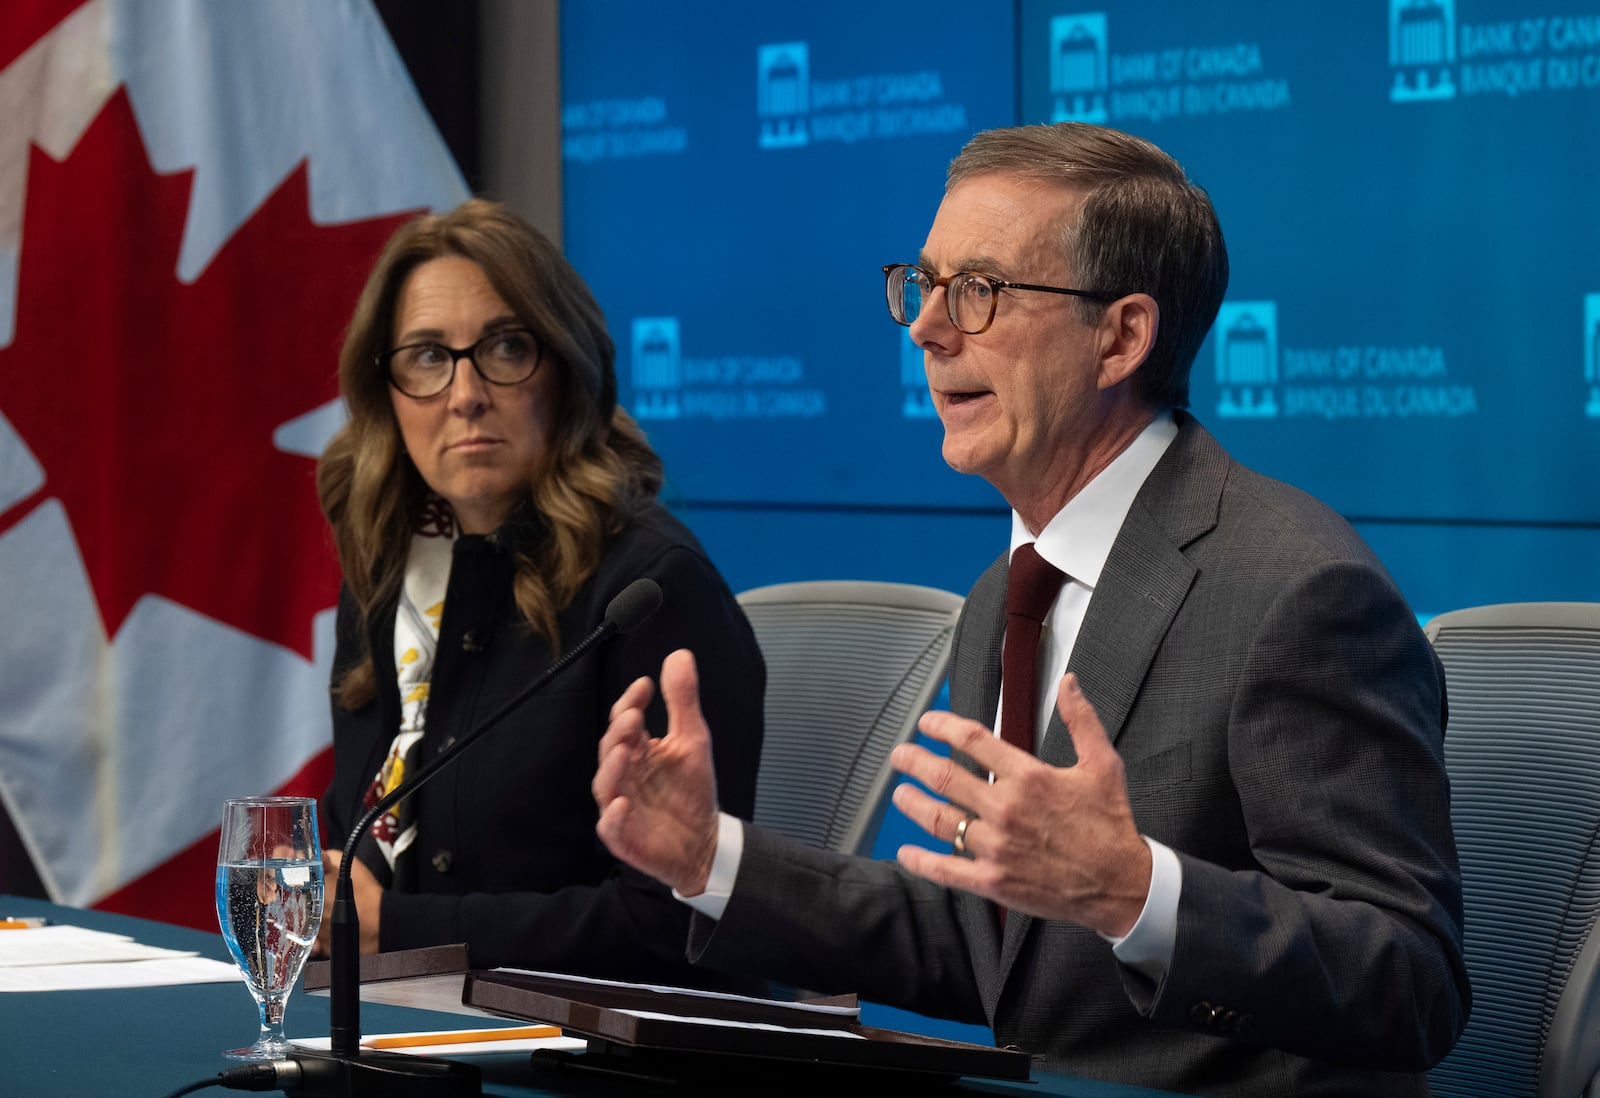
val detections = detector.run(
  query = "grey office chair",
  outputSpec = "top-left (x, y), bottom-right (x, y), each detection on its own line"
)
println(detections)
top-left (737, 580), bottom-right (965, 856)
top-left (1425, 603), bottom-right (1600, 1098)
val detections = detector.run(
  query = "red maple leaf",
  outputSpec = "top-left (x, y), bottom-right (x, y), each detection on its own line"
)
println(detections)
top-left (0, 0), bottom-right (84, 72)
top-left (0, 89), bottom-right (414, 658)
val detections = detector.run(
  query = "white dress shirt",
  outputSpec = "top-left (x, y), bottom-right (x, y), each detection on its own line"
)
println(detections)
top-left (684, 413), bottom-right (1183, 984)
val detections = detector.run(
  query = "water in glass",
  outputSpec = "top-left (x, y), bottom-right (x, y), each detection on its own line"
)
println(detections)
top-left (215, 796), bottom-right (323, 1060)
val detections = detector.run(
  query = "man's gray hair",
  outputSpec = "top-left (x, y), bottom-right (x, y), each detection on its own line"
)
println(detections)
top-left (948, 123), bottom-right (1228, 410)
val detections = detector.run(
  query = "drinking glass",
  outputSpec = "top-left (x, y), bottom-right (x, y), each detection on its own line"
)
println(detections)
top-left (215, 795), bottom-right (324, 1061)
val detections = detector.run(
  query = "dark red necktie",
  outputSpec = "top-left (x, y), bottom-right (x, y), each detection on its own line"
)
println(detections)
top-left (1000, 543), bottom-right (1065, 756)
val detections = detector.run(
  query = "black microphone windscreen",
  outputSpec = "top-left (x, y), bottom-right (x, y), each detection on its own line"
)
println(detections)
top-left (606, 578), bottom-right (663, 634)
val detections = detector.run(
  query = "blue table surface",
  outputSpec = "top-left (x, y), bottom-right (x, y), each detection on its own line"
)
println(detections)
top-left (0, 894), bottom-right (1191, 1097)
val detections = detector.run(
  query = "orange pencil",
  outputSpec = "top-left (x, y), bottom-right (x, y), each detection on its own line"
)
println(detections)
top-left (361, 1025), bottom-right (561, 1050)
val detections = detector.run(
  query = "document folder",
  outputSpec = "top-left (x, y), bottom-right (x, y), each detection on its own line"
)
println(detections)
top-left (462, 967), bottom-right (1031, 1083)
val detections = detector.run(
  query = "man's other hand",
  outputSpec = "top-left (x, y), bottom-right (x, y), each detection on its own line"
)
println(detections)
top-left (594, 648), bottom-right (722, 896)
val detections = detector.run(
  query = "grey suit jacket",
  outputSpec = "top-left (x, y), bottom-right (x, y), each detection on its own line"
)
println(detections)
top-left (691, 415), bottom-right (1469, 1097)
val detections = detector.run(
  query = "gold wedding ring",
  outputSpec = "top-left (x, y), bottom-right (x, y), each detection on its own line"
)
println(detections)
top-left (953, 814), bottom-right (975, 855)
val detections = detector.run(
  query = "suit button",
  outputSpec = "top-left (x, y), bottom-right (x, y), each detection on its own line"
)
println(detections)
top-left (431, 850), bottom-right (453, 873)
top-left (1188, 1002), bottom-right (1214, 1026)
top-left (461, 630), bottom-right (483, 652)
top-left (437, 735), bottom-right (456, 756)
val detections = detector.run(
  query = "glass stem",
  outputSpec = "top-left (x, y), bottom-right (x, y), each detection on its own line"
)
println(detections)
top-left (259, 996), bottom-right (286, 1044)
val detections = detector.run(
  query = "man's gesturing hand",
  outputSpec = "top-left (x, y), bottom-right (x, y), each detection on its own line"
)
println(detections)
top-left (889, 673), bottom-right (1152, 936)
top-left (593, 648), bottom-right (721, 897)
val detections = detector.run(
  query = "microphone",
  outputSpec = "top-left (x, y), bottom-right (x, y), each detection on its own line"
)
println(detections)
top-left (604, 576), bottom-right (665, 634)
top-left (284, 578), bottom-right (664, 1096)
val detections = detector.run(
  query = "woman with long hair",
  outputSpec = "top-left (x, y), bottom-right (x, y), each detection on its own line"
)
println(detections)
top-left (316, 199), bottom-right (762, 983)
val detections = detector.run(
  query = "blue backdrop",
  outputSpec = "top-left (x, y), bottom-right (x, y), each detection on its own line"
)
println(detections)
top-left (562, 0), bottom-right (1600, 619)
top-left (561, 0), bottom-right (1600, 1040)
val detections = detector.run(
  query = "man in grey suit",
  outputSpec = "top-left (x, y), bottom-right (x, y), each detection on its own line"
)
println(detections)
top-left (593, 123), bottom-right (1469, 1096)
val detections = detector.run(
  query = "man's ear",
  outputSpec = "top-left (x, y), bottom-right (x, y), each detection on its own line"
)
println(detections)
top-left (1096, 293), bottom-right (1159, 391)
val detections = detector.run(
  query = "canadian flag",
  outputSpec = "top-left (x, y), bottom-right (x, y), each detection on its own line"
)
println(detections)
top-left (0, 0), bottom-right (467, 929)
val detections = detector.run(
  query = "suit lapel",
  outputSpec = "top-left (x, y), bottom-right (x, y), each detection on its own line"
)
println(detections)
top-left (1051, 504), bottom-right (1196, 754)
top-left (996, 413), bottom-right (1225, 985)
top-left (1048, 413), bottom-right (1223, 754)
top-left (950, 553), bottom-right (1006, 737)
top-left (946, 553), bottom-right (1008, 994)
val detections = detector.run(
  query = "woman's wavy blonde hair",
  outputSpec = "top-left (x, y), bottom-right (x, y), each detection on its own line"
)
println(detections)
top-left (317, 199), bottom-right (662, 710)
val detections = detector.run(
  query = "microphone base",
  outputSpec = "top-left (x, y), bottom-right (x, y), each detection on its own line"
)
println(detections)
top-left (284, 1048), bottom-right (480, 1097)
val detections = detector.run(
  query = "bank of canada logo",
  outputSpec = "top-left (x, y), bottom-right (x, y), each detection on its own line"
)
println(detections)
top-left (1389, 0), bottom-right (1456, 102)
top-left (900, 329), bottom-right (936, 419)
top-left (1215, 302), bottom-right (1279, 418)
top-left (758, 43), bottom-right (810, 149)
top-left (1585, 295), bottom-right (1600, 417)
top-left (1049, 14), bottom-right (1109, 123)
top-left (630, 317), bottom-right (681, 420)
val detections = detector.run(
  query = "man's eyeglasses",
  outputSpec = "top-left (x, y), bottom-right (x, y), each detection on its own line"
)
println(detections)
top-left (378, 327), bottom-right (542, 399)
top-left (882, 263), bottom-right (1119, 336)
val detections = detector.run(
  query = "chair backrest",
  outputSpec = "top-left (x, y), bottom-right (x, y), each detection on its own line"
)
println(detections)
top-left (1425, 602), bottom-right (1600, 1098)
top-left (737, 580), bottom-right (964, 856)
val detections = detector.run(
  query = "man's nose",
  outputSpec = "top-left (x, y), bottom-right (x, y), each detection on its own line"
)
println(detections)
top-left (909, 285), bottom-right (962, 353)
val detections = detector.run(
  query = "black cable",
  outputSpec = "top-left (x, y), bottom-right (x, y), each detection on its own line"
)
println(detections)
top-left (159, 1061), bottom-right (295, 1097)
top-left (158, 1079), bottom-right (223, 1098)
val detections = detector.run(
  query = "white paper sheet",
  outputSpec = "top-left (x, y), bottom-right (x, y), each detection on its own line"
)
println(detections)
top-left (0, 925), bottom-right (199, 968)
top-left (0, 955), bottom-right (243, 991)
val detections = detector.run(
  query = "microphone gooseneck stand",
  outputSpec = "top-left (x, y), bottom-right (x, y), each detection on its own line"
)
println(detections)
top-left (269, 579), bottom-right (665, 1097)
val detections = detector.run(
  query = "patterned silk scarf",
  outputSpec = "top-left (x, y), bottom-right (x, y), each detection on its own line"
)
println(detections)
top-left (361, 499), bottom-right (456, 888)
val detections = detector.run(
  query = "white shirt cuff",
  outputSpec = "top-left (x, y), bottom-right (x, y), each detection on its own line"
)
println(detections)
top-left (672, 811), bottom-right (744, 921)
top-left (1103, 836), bottom-right (1181, 983)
